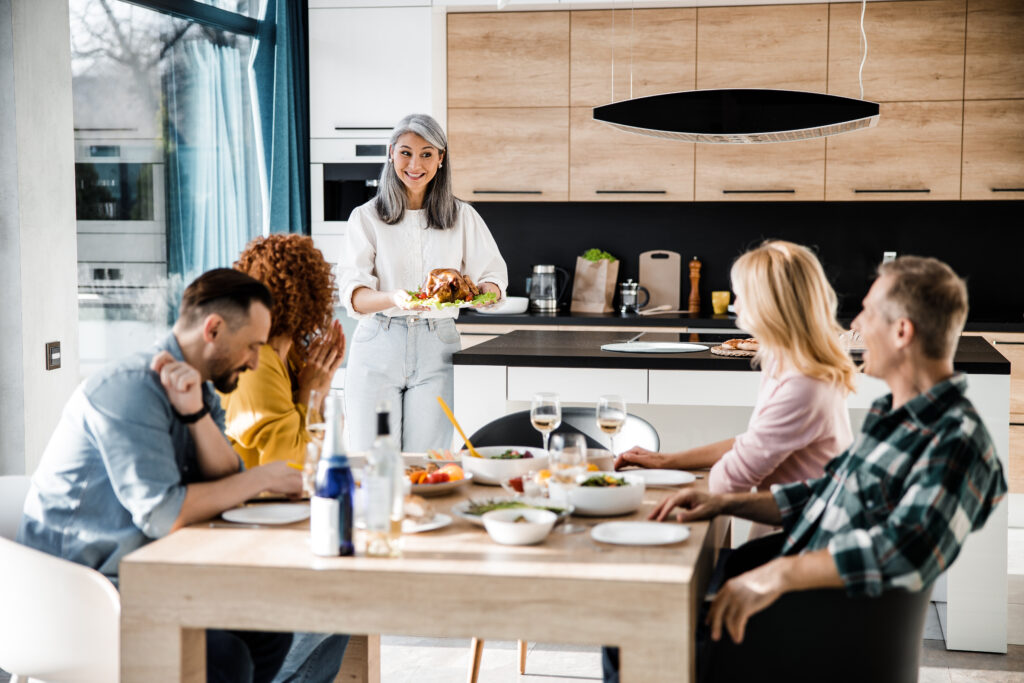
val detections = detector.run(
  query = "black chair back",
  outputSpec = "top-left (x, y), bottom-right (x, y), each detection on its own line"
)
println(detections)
top-left (462, 408), bottom-right (659, 452)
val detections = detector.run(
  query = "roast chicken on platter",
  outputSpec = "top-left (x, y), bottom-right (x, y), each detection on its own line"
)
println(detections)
top-left (420, 268), bottom-right (481, 303)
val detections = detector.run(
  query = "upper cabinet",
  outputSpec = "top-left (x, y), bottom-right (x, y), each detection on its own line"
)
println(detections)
top-left (447, 12), bottom-right (569, 108)
top-left (825, 101), bottom-right (963, 200)
top-left (828, 0), bottom-right (966, 102)
top-left (965, 0), bottom-right (1024, 100)
top-left (962, 100), bottom-right (1024, 200)
top-left (309, 7), bottom-right (432, 136)
top-left (696, 4), bottom-right (828, 92)
top-left (696, 140), bottom-right (825, 201)
top-left (570, 9), bottom-right (696, 108)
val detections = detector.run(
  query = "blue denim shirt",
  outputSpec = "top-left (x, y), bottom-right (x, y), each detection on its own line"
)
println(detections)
top-left (17, 333), bottom-right (230, 582)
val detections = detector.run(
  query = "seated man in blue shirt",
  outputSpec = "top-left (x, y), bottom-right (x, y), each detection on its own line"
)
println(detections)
top-left (604, 256), bottom-right (1007, 682)
top-left (19, 268), bottom-right (303, 683)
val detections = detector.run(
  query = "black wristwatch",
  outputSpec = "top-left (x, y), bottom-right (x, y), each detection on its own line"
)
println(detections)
top-left (174, 404), bottom-right (210, 424)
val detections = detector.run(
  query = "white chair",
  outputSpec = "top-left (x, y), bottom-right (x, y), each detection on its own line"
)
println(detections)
top-left (0, 536), bottom-right (121, 683)
top-left (0, 474), bottom-right (31, 540)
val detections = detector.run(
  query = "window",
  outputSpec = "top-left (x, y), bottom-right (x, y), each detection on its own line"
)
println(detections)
top-left (70, 0), bottom-right (262, 376)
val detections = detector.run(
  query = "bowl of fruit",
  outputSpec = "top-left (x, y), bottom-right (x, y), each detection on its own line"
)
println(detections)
top-left (461, 446), bottom-right (549, 486)
top-left (405, 463), bottom-right (471, 497)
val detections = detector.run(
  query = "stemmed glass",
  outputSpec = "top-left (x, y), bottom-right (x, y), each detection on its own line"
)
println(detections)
top-left (303, 389), bottom-right (328, 497)
top-left (549, 433), bottom-right (587, 534)
top-left (530, 392), bottom-right (561, 452)
top-left (596, 395), bottom-right (627, 456)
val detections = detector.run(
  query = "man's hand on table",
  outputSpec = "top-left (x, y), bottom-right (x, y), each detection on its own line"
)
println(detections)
top-left (257, 461), bottom-right (303, 497)
top-left (615, 446), bottom-right (672, 470)
top-left (648, 489), bottom-right (723, 523)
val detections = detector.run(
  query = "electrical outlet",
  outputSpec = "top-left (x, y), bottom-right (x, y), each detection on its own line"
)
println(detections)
top-left (882, 251), bottom-right (897, 264)
top-left (45, 341), bottom-right (61, 370)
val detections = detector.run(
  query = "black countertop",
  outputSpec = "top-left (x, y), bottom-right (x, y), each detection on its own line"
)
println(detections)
top-left (453, 330), bottom-right (1011, 374)
top-left (457, 310), bottom-right (1024, 333)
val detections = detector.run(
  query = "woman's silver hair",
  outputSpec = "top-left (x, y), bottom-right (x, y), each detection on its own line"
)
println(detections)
top-left (374, 113), bottom-right (460, 230)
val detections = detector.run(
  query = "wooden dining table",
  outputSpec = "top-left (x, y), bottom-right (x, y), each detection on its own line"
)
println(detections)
top-left (119, 474), bottom-right (727, 683)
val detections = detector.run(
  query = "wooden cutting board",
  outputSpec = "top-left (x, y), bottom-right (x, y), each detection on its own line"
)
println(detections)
top-left (639, 250), bottom-right (681, 310)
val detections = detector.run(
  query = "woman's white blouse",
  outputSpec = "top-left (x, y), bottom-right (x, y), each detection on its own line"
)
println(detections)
top-left (338, 200), bottom-right (509, 319)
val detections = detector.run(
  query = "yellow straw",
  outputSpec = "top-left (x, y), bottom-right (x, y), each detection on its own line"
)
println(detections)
top-left (436, 396), bottom-right (483, 458)
top-left (286, 462), bottom-right (304, 471)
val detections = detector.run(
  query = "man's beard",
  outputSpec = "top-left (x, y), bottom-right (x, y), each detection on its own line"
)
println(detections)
top-left (210, 356), bottom-right (246, 393)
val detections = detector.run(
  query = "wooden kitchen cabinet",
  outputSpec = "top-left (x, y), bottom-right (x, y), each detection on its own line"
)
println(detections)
top-left (828, 0), bottom-right (966, 102)
top-left (825, 101), bottom-right (963, 200)
top-left (447, 12), bottom-right (569, 109)
top-left (696, 4), bottom-right (828, 92)
top-left (448, 108), bottom-right (568, 201)
top-left (1011, 425), bottom-right (1024, 494)
top-left (569, 107), bottom-right (694, 201)
top-left (569, 9), bottom-right (696, 108)
top-left (695, 138), bottom-right (825, 201)
top-left (965, 0), bottom-right (1024, 100)
top-left (962, 100), bottom-right (1024, 200)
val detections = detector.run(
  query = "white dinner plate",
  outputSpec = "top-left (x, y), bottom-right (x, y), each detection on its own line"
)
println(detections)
top-left (451, 498), bottom-right (572, 527)
top-left (222, 503), bottom-right (310, 525)
top-left (620, 469), bottom-right (697, 487)
top-left (600, 342), bottom-right (708, 354)
top-left (591, 521), bottom-right (690, 546)
top-left (356, 513), bottom-right (452, 534)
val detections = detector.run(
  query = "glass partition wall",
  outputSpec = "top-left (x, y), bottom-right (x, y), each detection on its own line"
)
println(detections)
top-left (70, 0), bottom-right (262, 376)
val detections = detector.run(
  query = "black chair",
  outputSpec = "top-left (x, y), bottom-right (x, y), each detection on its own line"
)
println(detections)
top-left (462, 407), bottom-right (660, 453)
top-left (702, 534), bottom-right (934, 683)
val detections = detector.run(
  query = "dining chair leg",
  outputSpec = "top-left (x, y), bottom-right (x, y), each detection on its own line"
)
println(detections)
top-left (518, 639), bottom-right (528, 674)
top-left (467, 637), bottom-right (484, 683)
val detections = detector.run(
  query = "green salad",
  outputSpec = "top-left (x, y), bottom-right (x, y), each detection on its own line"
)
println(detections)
top-left (405, 290), bottom-right (498, 310)
top-left (580, 474), bottom-right (628, 487)
top-left (465, 499), bottom-right (565, 516)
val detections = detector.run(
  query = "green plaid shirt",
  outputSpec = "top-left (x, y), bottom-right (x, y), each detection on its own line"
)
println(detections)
top-left (771, 373), bottom-right (1006, 598)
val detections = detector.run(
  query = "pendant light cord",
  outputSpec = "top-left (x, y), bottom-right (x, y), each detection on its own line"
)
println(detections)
top-left (611, 3), bottom-right (616, 101)
top-left (859, 0), bottom-right (868, 100)
top-left (629, 0), bottom-right (635, 100)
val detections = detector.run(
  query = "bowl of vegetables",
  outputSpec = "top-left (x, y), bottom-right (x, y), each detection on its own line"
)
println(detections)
top-left (566, 472), bottom-right (645, 517)
top-left (461, 446), bottom-right (549, 485)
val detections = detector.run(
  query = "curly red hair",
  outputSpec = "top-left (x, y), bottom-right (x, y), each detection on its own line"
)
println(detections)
top-left (234, 234), bottom-right (336, 356)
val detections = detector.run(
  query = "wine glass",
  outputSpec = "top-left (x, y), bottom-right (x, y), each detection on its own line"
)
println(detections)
top-left (548, 433), bottom-right (587, 534)
top-left (596, 395), bottom-right (627, 456)
top-left (530, 393), bottom-right (561, 452)
top-left (303, 389), bottom-right (328, 497)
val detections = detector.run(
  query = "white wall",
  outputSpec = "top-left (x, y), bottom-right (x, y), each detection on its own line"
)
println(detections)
top-left (0, 0), bottom-right (80, 475)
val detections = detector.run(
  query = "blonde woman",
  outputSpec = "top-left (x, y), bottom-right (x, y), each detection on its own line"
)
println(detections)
top-left (617, 241), bottom-right (856, 531)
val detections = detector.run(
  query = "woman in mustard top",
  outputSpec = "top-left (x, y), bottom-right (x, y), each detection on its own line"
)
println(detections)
top-left (221, 234), bottom-right (345, 468)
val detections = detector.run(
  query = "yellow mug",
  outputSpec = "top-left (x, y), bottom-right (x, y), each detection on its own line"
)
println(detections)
top-left (711, 291), bottom-right (730, 315)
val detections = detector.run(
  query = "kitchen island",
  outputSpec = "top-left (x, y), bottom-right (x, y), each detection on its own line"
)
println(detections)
top-left (452, 329), bottom-right (1011, 654)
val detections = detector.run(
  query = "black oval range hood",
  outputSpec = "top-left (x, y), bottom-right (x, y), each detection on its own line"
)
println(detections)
top-left (593, 89), bottom-right (880, 143)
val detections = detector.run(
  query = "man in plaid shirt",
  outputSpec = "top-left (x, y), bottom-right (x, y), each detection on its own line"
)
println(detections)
top-left (651, 255), bottom-right (1006, 647)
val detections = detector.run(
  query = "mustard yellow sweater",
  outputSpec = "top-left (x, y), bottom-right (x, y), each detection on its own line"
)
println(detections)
top-left (219, 344), bottom-right (309, 468)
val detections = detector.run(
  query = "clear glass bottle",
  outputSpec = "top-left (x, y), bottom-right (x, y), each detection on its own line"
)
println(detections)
top-left (363, 401), bottom-right (403, 557)
top-left (310, 394), bottom-right (354, 557)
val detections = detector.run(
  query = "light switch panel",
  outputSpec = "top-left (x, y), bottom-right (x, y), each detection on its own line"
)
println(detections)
top-left (45, 341), bottom-right (61, 370)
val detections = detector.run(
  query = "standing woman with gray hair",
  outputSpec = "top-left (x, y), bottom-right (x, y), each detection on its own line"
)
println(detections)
top-left (338, 113), bottom-right (508, 451)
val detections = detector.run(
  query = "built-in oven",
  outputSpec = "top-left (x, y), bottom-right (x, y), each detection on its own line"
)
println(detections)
top-left (74, 137), bottom-right (170, 375)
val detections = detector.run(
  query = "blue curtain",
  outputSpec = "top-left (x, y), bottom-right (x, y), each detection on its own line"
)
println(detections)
top-left (252, 0), bottom-right (310, 235)
top-left (165, 40), bottom-right (260, 282)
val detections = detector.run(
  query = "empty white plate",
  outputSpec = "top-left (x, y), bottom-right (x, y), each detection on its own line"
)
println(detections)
top-left (601, 342), bottom-right (708, 354)
top-left (222, 503), bottom-right (310, 525)
top-left (591, 521), bottom-right (690, 546)
top-left (622, 469), bottom-right (697, 487)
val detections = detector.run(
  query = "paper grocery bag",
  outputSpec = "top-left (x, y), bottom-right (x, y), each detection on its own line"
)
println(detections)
top-left (570, 257), bottom-right (619, 313)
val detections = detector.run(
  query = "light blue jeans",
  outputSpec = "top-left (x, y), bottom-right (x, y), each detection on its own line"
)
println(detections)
top-left (345, 314), bottom-right (460, 452)
top-left (271, 632), bottom-right (348, 683)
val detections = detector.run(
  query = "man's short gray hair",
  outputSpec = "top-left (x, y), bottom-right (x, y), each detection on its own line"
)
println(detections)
top-left (877, 256), bottom-right (968, 360)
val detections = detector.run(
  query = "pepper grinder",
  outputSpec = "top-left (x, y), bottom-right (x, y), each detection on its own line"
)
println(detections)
top-left (688, 256), bottom-right (702, 315)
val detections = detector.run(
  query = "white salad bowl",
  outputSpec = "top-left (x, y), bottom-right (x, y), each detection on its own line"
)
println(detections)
top-left (475, 296), bottom-right (529, 315)
top-left (461, 446), bottom-right (549, 485)
top-left (566, 472), bottom-right (645, 517)
top-left (482, 508), bottom-right (557, 545)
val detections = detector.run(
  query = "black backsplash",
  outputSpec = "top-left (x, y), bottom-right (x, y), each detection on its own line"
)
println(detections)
top-left (473, 201), bottom-right (1024, 324)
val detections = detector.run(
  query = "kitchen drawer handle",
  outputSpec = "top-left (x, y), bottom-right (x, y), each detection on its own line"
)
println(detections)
top-left (472, 190), bottom-right (543, 195)
top-left (854, 189), bottom-right (931, 194)
top-left (992, 188), bottom-right (1024, 192)
top-left (994, 341), bottom-right (1024, 345)
top-left (722, 189), bottom-right (795, 194)
top-left (596, 190), bottom-right (668, 195)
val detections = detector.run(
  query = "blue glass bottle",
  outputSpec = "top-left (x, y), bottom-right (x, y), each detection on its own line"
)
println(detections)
top-left (310, 395), bottom-right (354, 557)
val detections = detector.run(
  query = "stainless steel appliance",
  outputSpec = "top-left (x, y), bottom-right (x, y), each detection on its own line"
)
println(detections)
top-left (529, 265), bottom-right (569, 312)
top-left (619, 279), bottom-right (650, 315)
